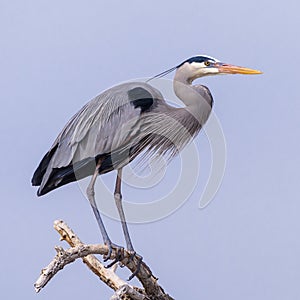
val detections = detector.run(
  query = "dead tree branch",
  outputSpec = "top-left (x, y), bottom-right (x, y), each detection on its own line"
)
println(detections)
top-left (34, 220), bottom-right (174, 300)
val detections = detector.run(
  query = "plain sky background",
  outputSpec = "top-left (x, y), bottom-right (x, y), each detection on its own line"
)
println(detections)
top-left (1, 0), bottom-right (300, 299)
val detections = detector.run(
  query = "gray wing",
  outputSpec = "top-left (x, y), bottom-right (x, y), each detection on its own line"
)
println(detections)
top-left (32, 82), bottom-right (164, 195)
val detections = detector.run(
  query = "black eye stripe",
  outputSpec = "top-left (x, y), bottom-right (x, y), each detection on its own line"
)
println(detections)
top-left (177, 56), bottom-right (216, 68)
top-left (187, 57), bottom-right (214, 63)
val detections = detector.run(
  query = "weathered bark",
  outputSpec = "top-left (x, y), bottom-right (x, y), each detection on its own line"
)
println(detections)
top-left (34, 220), bottom-right (174, 300)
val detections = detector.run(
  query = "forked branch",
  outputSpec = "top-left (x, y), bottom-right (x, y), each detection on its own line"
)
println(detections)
top-left (34, 220), bottom-right (174, 300)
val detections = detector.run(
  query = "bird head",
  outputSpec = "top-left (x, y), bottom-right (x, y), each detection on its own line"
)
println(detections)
top-left (147, 55), bottom-right (262, 83)
top-left (177, 55), bottom-right (262, 82)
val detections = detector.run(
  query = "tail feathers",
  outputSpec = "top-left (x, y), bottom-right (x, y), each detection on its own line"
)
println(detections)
top-left (31, 145), bottom-right (58, 186)
top-left (33, 144), bottom-right (139, 196)
top-left (37, 157), bottom-right (98, 196)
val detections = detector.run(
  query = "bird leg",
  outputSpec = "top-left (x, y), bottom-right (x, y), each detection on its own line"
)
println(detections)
top-left (113, 168), bottom-right (143, 280)
top-left (86, 159), bottom-right (123, 262)
top-left (114, 169), bottom-right (134, 251)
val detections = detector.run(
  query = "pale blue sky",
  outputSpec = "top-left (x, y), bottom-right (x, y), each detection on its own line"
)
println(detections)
top-left (1, 0), bottom-right (300, 299)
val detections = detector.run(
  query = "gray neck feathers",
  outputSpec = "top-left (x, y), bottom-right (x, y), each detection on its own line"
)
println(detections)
top-left (173, 68), bottom-right (213, 126)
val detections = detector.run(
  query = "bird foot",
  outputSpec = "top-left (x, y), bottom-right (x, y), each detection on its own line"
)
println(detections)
top-left (125, 251), bottom-right (143, 281)
top-left (104, 242), bottom-right (125, 267)
top-left (103, 243), bottom-right (143, 280)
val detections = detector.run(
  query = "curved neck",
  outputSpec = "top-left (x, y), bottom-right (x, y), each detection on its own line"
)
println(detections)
top-left (173, 69), bottom-right (199, 108)
top-left (173, 68), bottom-right (213, 123)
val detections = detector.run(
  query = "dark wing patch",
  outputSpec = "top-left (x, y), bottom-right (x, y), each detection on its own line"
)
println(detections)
top-left (128, 87), bottom-right (154, 113)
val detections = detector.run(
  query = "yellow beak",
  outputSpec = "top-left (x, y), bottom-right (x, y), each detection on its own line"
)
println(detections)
top-left (216, 63), bottom-right (263, 75)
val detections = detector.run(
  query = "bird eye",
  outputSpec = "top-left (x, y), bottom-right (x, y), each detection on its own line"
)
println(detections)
top-left (204, 61), bottom-right (211, 66)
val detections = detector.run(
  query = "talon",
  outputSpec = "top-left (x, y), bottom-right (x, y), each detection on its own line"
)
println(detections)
top-left (105, 258), bottom-right (119, 268)
top-left (126, 252), bottom-right (143, 281)
top-left (105, 247), bottom-right (124, 268)
top-left (103, 242), bottom-right (125, 266)
top-left (103, 242), bottom-right (114, 262)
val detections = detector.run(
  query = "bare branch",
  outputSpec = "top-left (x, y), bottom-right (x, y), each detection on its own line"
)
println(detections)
top-left (110, 285), bottom-right (150, 300)
top-left (34, 220), bottom-right (174, 300)
top-left (34, 243), bottom-right (126, 293)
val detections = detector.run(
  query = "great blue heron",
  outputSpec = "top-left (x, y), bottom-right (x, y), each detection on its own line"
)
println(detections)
top-left (32, 55), bottom-right (261, 277)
